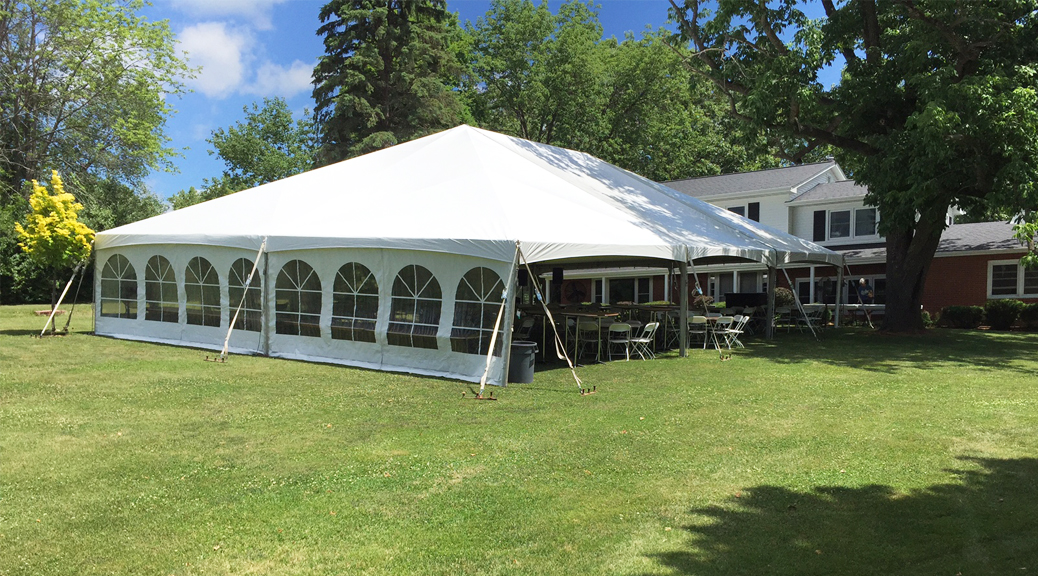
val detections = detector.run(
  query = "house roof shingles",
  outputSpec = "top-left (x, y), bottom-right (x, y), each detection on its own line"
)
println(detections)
top-left (664, 161), bottom-right (836, 198)
top-left (838, 221), bottom-right (1023, 261)
top-left (788, 180), bottom-right (867, 203)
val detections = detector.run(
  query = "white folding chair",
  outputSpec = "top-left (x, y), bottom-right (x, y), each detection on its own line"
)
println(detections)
top-left (629, 321), bottom-right (659, 360)
top-left (723, 314), bottom-right (749, 349)
top-left (576, 321), bottom-right (601, 361)
top-left (607, 322), bottom-right (631, 361)
top-left (515, 316), bottom-right (535, 340)
top-left (689, 315), bottom-right (709, 349)
top-left (711, 316), bottom-right (734, 350)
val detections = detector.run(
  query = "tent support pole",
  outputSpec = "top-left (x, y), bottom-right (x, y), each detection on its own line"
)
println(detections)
top-left (261, 249), bottom-right (271, 356)
top-left (835, 263), bottom-right (844, 329)
top-left (479, 243), bottom-right (520, 394)
top-left (766, 266), bottom-right (776, 340)
top-left (782, 267), bottom-right (819, 340)
top-left (679, 257), bottom-right (688, 358)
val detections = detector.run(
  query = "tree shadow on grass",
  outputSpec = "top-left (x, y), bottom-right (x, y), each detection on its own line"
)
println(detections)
top-left (747, 329), bottom-right (1038, 375)
top-left (0, 329), bottom-right (43, 336)
top-left (648, 456), bottom-right (1038, 576)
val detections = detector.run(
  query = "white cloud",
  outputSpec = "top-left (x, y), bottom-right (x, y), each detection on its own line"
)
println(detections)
top-left (244, 60), bottom-right (313, 99)
top-left (173, 0), bottom-right (288, 30)
top-left (178, 22), bottom-right (253, 99)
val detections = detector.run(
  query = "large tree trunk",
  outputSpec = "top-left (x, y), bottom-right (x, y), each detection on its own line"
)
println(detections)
top-left (881, 211), bottom-right (945, 332)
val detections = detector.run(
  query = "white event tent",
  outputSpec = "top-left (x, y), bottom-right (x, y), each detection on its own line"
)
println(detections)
top-left (94, 125), bottom-right (842, 385)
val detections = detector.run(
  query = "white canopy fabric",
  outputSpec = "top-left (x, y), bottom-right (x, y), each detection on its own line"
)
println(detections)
top-left (96, 125), bottom-right (841, 268)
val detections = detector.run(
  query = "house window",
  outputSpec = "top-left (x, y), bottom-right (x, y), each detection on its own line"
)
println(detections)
top-left (609, 278), bottom-right (635, 304)
top-left (989, 261), bottom-right (1038, 297)
top-left (145, 255), bottom-right (178, 323)
top-left (636, 278), bottom-right (651, 303)
top-left (275, 260), bottom-right (322, 337)
top-left (332, 262), bottom-right (378, 343)
top-left (388, 265), bottom-right (441, 349)
top-left (451, 267), bottom-right (504, 355)
top-left (593, 279), bottom-right (604, 303)
top-left (855, 208), bottom-right (878, 236)
top-left (728, 206), bottom-right (745, 217)
top-left (738, 272), bottom-right (759, 293)
top-left (829, 210), bottom-right (851, 238)
top-left (185, 257), bottom-right (221, 327)
top-left (228, 258), bottom-right (262, 332)
top-left (100, 254), bottom-right (137, 319)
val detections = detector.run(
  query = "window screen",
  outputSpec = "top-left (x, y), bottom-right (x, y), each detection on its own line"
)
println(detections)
top-left (1025, 267), bottom-right (1038, 296)
top-left (829, 210), bottom-right (851, 238)
top-left (228, 258), bottom-right (262, 332)
top-left (185, 257), bottom-right (221, 327)
top-left (145, 255), bottom-right (178, 323)
top-left (332, 262), bottom-right (378, 343)
top-left (276, 260), bottom-right (322, 337)
top-left (389, 265), bottom-right (441, 349)
top-left (991, 264), bottom-right (1018, 296)
top-left (100, 254), bottom-right (137, 319)
top-left (451, 267), bottom-right (504, 355)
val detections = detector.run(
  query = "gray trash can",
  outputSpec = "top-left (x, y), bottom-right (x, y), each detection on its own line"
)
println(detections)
top-left (508, 340), bottom-right (538, 384)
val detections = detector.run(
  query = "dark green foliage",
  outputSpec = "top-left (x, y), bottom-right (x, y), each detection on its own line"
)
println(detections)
top-left (312, 0), bottom-right (466, 163)
top-left (920, 309), bottom-right (935, 329)
top-left (940, 306), bottom-right (985, 329)
top-left (671, 0), bottom-right (1038, 331)
top-left (173, 98), bottom-right (318, 209)
top-left (985, 299), bottom-right (1024, 331)
top-left (463, 0), bottom-right (778, 182)
top-left (774, 286), bottom-right (796, 308)
top-left (1019, 303), bottom-right (1038, 330)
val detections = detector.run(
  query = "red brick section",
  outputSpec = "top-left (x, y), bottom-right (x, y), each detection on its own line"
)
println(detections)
top-left (924, 253), bottom-right (1038, 312)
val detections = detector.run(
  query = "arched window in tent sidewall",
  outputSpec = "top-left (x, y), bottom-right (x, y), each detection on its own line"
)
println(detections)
top-left (451, 267), bottom-right (505, 356)
top-left (145, 255), bottom-right (178, 323)
top-left (185, 257), bottom-right (221, 327)
top-left (388, 265), bottom-right (441, 350)
top-left (332, 262), bottom-right (379, 343)
top-left (228, 258), bottom-right (262, 332)
top-left (275, 260), bottom-right (322, 337)
top-left (99, 254), bottom-right (137, 319)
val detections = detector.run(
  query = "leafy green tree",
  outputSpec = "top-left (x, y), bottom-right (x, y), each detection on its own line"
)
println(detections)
top-left (671, 0), bottom-right (1038, 331)
top-left (312, 0), bottom-right (466, 164)
top-left (463, 0), bottom-right (778, 181)
top-left (74, 175), bottom-right (165, 232)
top-left (0, 0), bottom-right (190, 201)
top-left (170, 99), bottom-right (317, 210)
top-left (14, 171), bottom-right (94, 310)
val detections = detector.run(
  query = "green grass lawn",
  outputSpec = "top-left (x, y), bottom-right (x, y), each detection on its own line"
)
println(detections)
top-left (2, 304), bottom-right (1038, 575)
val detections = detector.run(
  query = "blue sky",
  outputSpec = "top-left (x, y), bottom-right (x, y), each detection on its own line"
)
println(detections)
top-left (141, 0), bottom-right (677, 201)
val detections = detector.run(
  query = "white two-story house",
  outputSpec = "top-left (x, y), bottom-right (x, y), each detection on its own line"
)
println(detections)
top-left (548, 161), bottom-right (1030, 315)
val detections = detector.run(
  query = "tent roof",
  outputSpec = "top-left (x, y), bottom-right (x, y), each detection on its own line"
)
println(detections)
top-left (96, 125), bottom-right (842, 267)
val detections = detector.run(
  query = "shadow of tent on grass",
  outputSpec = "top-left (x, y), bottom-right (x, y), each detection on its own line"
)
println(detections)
top-left (747, 329), bottom-right (1038, 376)
top-left (646, 456), bottom-right (1038, 576)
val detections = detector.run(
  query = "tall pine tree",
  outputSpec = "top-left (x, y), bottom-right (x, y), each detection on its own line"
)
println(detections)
top-left (312, 0), bottom-right (466, 164)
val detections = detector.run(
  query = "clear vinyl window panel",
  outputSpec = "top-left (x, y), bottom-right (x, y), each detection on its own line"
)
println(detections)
top-left (185, 257), bottom-right (221, 327)
top-left (276, 260), bottom-right (322, 337)
top-left (99, 254), bottom-right (137, 319)
top-left (451, 267), bottom-right (504, 356)
top-left (389, 265), bottom-right (441, 350)
top-left (332, 262), bottom-right (378, 343)
top-left (228, 258), bottom-right (262, 332)
top-left (144, 255), bottom-right (178, 323)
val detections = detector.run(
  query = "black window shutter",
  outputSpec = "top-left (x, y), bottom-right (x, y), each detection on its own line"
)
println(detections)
top-left (813, 210), bottom-right (827, 241)
top-left (748, 202), bottom-right (760, 222)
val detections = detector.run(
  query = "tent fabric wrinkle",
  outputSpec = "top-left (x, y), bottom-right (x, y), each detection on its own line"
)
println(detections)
top-left (93, 124), bottom-right (841, 384)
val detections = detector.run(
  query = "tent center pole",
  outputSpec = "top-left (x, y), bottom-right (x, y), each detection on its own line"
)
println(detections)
top-left (678, 259), bottom-right (688, 358)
